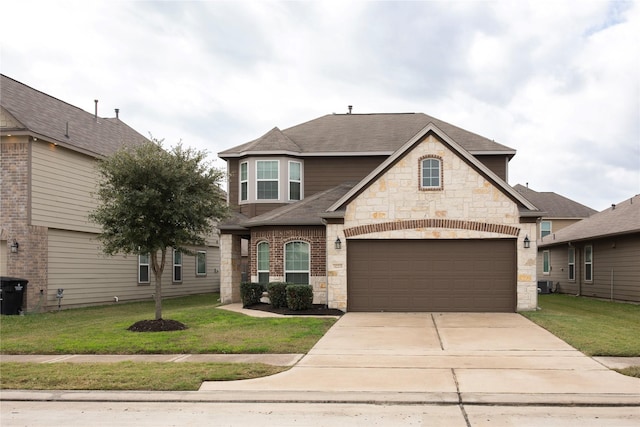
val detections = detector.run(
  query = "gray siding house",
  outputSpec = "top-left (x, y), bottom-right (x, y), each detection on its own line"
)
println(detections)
top-left (218, 112), bottom-right (542, 312)
top-left (538, 195), bottom-right (640, 303)
top-left (1, 75), bottom-right (221, 311)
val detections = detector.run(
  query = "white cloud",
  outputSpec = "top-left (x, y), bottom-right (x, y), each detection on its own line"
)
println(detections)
top-left (1, 0), bottom-right (638, 210)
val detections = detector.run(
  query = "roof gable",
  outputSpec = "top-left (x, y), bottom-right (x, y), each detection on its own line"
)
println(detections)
top-left (0, 74), bottom-right (148, 158)
top-left (539, 195), bottom-right (640, 246)
top-left (328, 122), bottom-right (537, 212)
top-left (219, 113), bottom-right (516, 158)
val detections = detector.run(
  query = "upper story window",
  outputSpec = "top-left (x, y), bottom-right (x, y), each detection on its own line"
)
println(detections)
top-left (256, 160), bottom-right (279, 200)
top-left (238, 158), bottom-right (303, 204)
top-left (240, 162), bottom-right (248, 201)
top-left (541, 221), bottom-right (552, 238)
top-left (420, 156), bottom-right (442, 190)
top-left (289, 161), bottom-right (301, 201)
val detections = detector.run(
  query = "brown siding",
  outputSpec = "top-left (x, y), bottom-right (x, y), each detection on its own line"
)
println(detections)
top-left (541, 234), bottom-right (640, 303)
top-left (227, 158), bottom-right (239, 209)
top-left (240, 203), bottom-right (287, 218)
top-left (303, 156), bottom-right (385, 195)
top-left (476, 155), bottom-right (508, 181)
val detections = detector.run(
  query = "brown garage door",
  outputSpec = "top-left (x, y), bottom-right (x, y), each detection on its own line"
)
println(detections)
top-left (347, 239), bottom-right (516, 312)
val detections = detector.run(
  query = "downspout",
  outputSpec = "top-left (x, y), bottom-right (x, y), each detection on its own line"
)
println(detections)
top-left (610, 268), bottom-right (614, 302)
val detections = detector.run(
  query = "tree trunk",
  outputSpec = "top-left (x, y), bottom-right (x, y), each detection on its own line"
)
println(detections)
top-left (150, 248), bottom-right (167, 320)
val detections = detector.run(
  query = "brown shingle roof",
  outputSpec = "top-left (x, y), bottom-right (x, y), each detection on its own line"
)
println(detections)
top-left (1, 74), bottom-right (147, 157)
top-left (513, 184), bottom-right (597, 218)
top-left (222, 183), bottom-right (356, 228)
top-left (219, 113), bottom-right (515, 157)
top-left (539, 195), bottom-right (640, 246)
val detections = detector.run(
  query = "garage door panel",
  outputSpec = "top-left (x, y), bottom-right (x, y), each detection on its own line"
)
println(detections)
top-left (347, 239), bottom-right (515, 312)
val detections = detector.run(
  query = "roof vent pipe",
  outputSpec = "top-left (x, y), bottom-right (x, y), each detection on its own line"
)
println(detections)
top-left (348, 105), bottom-right (352, 114)
top-left (115, 108), bottom-right (119, 119)
top-left (612, 204), bottom-right (616, 210)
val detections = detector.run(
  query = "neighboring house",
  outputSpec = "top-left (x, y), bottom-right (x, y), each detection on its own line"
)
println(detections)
top-left (514, 184), bottom-right (597, 240)
top-left (538, 195), bottom-right (640, 303)
top-left (0, 75), bottom-right (220, 312)
top-left (218, 112), bottom-right (542, 312)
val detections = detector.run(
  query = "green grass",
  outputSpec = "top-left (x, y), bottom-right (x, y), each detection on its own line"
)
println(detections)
top-left (0, 362), bottom-right (287, 391)
top-left (616, 366), bottom-right (640, 378)
top-left (522, 294), bottom-right (640, 357)
top-left (0, 293), bottom-right (336, 354)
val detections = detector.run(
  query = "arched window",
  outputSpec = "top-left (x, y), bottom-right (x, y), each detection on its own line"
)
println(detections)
top-left (257, 242), bottom-right (269, 284)
top-left (285, 241), bottom-right (309, 285)
top-left (420, 157), bottom-right (442, 189)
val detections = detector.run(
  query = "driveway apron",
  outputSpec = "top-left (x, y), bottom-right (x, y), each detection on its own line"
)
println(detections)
top-left (199, 312), bottom-right (640, 404)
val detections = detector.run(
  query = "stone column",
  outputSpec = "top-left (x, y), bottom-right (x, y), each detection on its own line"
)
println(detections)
top-left (220, 234), bottom-right (242, 304)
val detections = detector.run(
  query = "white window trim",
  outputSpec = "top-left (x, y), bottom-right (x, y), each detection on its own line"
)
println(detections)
top-left (257, 241), bottom-right (269, 284)
top-left (240, 162), bottom-right (248, 202)
top-left (541, 221), bottom-right (552, 238)
top-left (173, 249), bottom-right (183, 283)
top-left (568, 247), bottom-right (575, 281)
top-left (542, 250), bottom-right (550, 275)
top-left (256, 160), bottom-right (279, 200)
top-left (196, 251), bottom-right (207, 276)
top-left (584, 245), bottom-right (593, 282)
top-left (284, 241), bottom-right (310, 284)
top-left (288, 160), bottom-right (302, 201)
top-left (138, 254), bottom-right (150, 284)
top-left (420, 156), bottom-right (442, 190)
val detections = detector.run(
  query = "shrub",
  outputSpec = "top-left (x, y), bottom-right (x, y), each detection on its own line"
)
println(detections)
top-left (286, 285), bottom-right (313, 311)
top-left (267, 282), bottom-right (289, 309)
top-left (240, 282), bottom-right (264, 308)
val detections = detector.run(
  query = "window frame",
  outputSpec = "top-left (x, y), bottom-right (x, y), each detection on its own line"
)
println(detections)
top-left (419, 156), bottom-right (443, 190)
top-left (256, 160), bottom-right (279, 200)
top-left (584, 245), bottom-right (593, 282)
top-left (568, 247), bottom-right (575, 281)
top-left (257, 241), bottom-right (270, 284)
top-left (173, 249), bottom-right (183, 283)
top-left (138, 253), bottom-right (150, 284)
top-left (542, 250), bottom-right (550, 275)
top-left (288, 161), bottom-right (302, 201)
top-left (196, 251), bottom-right (207, 276)
top-left (239, 162), bottom-right (248, 202)
top-left (284, 241), bottom-right (310, 285)
top-left (541, 221), bottom-right (552, 238)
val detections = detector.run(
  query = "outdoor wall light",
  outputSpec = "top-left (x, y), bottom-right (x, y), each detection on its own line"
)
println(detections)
top-left (10, 240), bottom-right (19, 253)
top-left (523, 235), bottom-right (531, 249)
top-left (334, 237), bottom-right (342, 250)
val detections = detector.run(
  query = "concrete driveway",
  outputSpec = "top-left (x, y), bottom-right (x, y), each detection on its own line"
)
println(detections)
top-left (200, 312), bottom-right (640, 405)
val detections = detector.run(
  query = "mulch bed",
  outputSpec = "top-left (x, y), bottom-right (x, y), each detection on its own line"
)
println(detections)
top-left (245, 303), bottom-right (344, 316)
top-left (127, 319), bottom-right (188, 332)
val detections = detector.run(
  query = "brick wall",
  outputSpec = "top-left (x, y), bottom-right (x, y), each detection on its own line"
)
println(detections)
top-left (1, 138), bottom-right (48, 311)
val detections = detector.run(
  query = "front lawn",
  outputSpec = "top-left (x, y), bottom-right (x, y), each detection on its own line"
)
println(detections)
top-left (522, 294), bottom-right (640, 357)
top-left (0, 293), bottom-right (336, 354)
top-left (0, 293), bottom-right (335, 390)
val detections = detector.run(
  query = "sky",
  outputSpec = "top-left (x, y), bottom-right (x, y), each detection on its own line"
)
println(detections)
top-left (1, 0), bottom-right (638, 211)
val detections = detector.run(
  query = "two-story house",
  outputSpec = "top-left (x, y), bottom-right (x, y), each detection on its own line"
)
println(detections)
top-left (1, 75), bottom-right (221, 312)
top-left (218, 112), bottom-right (541, 312)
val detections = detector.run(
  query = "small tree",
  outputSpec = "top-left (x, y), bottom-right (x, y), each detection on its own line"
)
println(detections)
top-left (90, 139), bottom-right (228, 321)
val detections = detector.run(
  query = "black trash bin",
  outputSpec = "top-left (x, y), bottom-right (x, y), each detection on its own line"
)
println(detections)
top-left (0, 277), bottom-right (29, 315)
